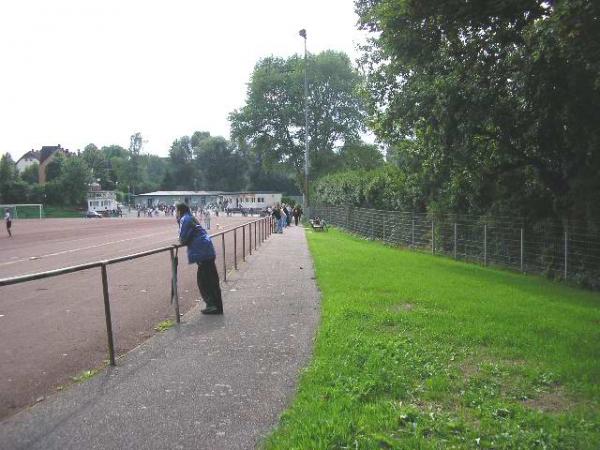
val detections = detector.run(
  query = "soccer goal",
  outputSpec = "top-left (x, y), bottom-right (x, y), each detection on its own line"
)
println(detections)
top-left (0, 204), bottom-right (44, 219)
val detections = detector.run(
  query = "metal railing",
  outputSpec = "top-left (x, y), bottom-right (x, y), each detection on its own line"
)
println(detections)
top-left (312, 206), bottom-right (600, 288)
top-left (0, 216), bottom-right (274, 366)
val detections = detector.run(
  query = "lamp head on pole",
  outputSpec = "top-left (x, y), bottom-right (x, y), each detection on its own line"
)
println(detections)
top-left (299, 29), bottom-right (306, 39)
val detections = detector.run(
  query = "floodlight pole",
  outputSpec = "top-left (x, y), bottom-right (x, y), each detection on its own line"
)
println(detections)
top-left (299, 28), bottom-right (310, 218)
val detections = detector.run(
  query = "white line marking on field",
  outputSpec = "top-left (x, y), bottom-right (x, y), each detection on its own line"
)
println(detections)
top-left (0, 231), bottom-right (176, 267)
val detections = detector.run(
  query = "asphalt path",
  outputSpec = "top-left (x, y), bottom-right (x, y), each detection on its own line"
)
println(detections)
top-left (0, 215), bottom-right (266, 419)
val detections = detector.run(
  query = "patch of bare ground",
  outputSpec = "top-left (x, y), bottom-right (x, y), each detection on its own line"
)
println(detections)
top-left (459, 357), bottom-right (526, 381)
top-left (390, 303), bottom-right (415, 312)
top-left (523, 386), bottom-right (574, 413)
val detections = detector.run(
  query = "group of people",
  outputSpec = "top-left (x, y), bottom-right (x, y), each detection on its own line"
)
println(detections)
top-left (269, 204), bottom-right (302, 233)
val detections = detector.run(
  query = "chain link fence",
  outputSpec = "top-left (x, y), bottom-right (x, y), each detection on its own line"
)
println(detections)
top-left (312, 205), bottom-right (600, 289)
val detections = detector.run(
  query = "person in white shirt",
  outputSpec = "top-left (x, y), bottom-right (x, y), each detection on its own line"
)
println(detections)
top-left (4, 208), bottom-right (12, 237)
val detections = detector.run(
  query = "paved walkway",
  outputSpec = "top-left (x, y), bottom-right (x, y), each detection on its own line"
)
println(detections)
top-left (0, 225), bottom-right (320, 450)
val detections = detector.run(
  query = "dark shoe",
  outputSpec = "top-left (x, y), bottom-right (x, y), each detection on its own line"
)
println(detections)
top-left (201, 306), bottom-right (222, 315)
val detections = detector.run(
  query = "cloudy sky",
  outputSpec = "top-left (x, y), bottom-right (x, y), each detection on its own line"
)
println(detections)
top-left (0, 0), bottom-right (368, 161)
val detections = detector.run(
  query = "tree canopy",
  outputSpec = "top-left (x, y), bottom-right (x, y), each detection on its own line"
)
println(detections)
top-left (230, 50), bottom-right (368, 183)
top-left (356, 0), bottom-right (600, 221)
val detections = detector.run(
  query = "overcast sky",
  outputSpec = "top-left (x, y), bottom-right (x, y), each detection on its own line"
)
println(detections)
top-left (0, 0), bottom-right (368, 161)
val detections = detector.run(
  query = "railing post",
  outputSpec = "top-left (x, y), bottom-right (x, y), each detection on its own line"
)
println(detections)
top-left (564, 228), bottom-right (568, 280)
top-left (520, 228), bottom-right (524, 273)
top-left (249, 224), bottom-right (252, 255)
top-left (222, 234), bottom-right (226, 281)
top-left (234, 228), bottom-right (238, 270)
top-left (254, 220), bottom-right (257, 250)
top-left (100, 263), bottom-right (116, 366)
top-left (484, 224), bottom-right (487, 266)
top-left (454, 223), bottom-right (457, 259)
top-left (169, 248), bottom-right (181, 323)
top-left (243, 225), bottom-right (246, 262)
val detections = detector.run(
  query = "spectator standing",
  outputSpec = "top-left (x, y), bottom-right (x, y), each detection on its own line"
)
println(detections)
top-left (176, 203), bottom-right (222, 314)
top-left (284, 205), bottom-right (292, 227)
top-left (5, 208), bottom-right (12, 237)
top-left (272, 206), bottom-right (282, 233)
top-left (204, 209), bottom-right (211, 230)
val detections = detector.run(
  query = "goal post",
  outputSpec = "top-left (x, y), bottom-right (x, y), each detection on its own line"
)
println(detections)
top-left (0, 204), bottom-right (43, 219)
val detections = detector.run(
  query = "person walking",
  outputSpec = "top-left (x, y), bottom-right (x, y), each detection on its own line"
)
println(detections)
top-left (176, 203), bottom-right (223, 315)
top-left (5, 208), bottom-right (12, 237)
top-left (292, 206), bottom-right (301, 226)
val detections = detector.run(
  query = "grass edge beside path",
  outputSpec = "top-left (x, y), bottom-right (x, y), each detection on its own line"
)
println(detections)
top-left (262, 228), bottom-right (600, 449)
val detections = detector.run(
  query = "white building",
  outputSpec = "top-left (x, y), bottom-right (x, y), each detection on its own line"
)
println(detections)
top-left (134, 191), bottom-right (282, 210)
top-left (87, 183), bottom-right (118, 212)
top-left (15, 150), bottom-right (40, 173)
top-left (221, 192), bottom-right (282, 210)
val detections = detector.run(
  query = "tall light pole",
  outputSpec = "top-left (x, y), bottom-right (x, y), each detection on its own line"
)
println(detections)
top-left (299, 28), bottom-right (309, 217)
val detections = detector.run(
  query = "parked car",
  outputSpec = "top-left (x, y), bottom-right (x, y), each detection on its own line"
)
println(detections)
top-left (86, 210), bottom-right (103, 218)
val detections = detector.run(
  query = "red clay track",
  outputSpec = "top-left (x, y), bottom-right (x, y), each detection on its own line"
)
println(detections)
top-left (0, 215), bottom-right (266, 419)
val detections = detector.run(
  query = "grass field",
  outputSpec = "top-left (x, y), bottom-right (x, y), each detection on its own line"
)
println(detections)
top-left (263, 229), bottom-right (600, 449)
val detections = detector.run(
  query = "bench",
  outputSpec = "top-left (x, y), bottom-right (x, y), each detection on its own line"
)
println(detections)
top-left (310, 218), bottom-right (327, 231)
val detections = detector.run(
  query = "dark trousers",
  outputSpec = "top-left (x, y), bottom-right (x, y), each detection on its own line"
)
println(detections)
top-left (196, 258), bottom-right (223, 312)
top-left (293, 215), bottom-right (299, 226)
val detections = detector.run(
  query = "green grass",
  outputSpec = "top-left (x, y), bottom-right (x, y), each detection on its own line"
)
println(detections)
top-left (154, 319), bottom-right (175, 332)
top-left (263, 229), bottom-right (600, 449)
top-left (71, 368), bottom-right (99, 383)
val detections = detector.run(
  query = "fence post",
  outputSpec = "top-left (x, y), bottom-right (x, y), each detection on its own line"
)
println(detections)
top-left (249, 224), bottom-right (252, 255)
top-left (371, 213), bottom-right (375, 239)
top-left (254, 221), bottom-right (257, 250)
top-left (431, 220), bottom-right (434, 254)
top-left (100, 263), bottom-right (116, 366)
top-left (222, 234), bottom-right (226, 282)
top-left (484, 224), bottom-right (487, 266)
top-left (243, 225), bottom-right (246, 261)
top-left (234, 228), bottom-right (238, 270)
top-left (564, 228), bottom-right (568, 280)
top-left (454, 223), bottom-right (457, 259)
top-left (520, 228), bottom-right (524, 273)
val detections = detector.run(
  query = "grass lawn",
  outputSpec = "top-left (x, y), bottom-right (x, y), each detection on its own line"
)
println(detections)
top-left (263, 228), bottom-right (600, 449)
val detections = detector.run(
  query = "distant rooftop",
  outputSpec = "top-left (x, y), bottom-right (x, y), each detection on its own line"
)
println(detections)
top-left (136, 190), bottom-right (282, 197)
top-left (136, 191), bottom-right (223, 197)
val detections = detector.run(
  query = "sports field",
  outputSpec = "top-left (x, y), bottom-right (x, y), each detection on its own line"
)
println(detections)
top-left (0, 215), bottom-right (258, 419)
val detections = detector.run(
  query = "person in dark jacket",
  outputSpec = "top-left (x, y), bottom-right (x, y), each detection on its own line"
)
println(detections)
top-left (176, 203), bottom-right (223, 315)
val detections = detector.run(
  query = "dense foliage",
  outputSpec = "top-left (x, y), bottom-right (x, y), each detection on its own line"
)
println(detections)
top-left (230, 51), bottom-right (379, 184)
top-left (351, 0), bottom-right (600, 223)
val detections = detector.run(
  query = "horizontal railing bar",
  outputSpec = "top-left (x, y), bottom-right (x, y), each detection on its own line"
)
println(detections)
top-left (0, 261), bottom-right (103, 286)
top-left (0, 217), bottom-right (267, 287)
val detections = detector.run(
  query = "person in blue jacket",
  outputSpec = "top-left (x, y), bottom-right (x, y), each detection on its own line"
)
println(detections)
top-left (176, 202), bottom-right (223, 315)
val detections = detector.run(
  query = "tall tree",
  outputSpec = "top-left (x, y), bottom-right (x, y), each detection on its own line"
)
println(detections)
top-left (230, 50), bottom-right (367, 184)
top-left (193, 133), bottom-right (246, 191)
top-left (356, 0), bottom-right (600, 221)
top-left (82, 143), bottom-right (108, 185)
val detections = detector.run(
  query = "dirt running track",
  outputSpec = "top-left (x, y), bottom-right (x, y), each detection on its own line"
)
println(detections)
top-left (0, 215), bottom-right (269, 419)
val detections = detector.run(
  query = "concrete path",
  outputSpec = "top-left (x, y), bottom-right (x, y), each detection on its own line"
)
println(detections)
top-left (0, 225), bottom-right (320, 450)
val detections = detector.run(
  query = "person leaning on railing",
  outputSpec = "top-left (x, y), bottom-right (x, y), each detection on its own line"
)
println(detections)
top-left (176, 202), bottom-right (223, 315)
